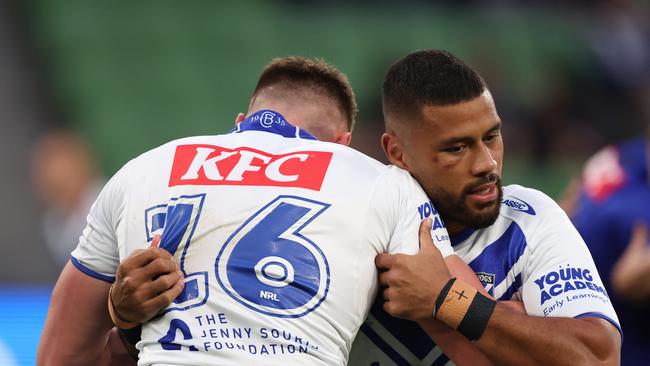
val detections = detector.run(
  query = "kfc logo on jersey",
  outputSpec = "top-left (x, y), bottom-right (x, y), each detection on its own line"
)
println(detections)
top-left (169, 144), bottom-right (332, 190)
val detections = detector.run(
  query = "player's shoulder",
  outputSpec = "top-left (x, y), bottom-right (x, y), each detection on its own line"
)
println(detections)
top-left (305, 140), bottom-right (395, 182)
top-left (367, 166), bottom-right (430, 216)
top-left (500, 184), bottom-right (563, 223)
top-left (123, 134), bottom-right (199, 160)
top-left (376, 164), bottom-right (415, 180)
top-left (320, 140), bottom-right (386, 166)
top-left (498, 185), bottom-right (579, 252)
top-left (116, 135), bottom-right (218, 179)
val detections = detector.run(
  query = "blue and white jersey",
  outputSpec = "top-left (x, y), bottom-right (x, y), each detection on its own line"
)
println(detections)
top-left (71, 110), bottom-right (453, 366)
top-left (349, 184), bottom-right (621, 366)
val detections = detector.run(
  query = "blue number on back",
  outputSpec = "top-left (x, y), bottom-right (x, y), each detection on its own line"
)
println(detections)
top-left (144, 194), bottom-right (208, 314)
top-left (216, 195), bottom-right (331, 318)
top-left (158, 319), bottom-right (198, 351)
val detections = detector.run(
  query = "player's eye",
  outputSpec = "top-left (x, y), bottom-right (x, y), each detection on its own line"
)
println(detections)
top-left (442, 145), bottom-right (465, 154)
top-left (484, 132), bottom-right (500, 143)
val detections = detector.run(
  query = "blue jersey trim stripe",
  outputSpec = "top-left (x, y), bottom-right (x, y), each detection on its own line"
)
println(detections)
top-left (230, 110), bottom-right (317, 140)
top-left (575, 312), bottom-right (623, 340)
top-left (70, 256), bottom-right (115, 283)
top-left (499, 272), bottom-right (522, 300)
top-left (469, 222), bottom-right (527, 291)
top-left (360, 323), bottom-right (412, 366)
top-left (450, 227), bottom-right (475, 246)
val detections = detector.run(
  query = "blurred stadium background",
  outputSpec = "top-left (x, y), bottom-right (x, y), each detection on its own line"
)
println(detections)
top-left (1, 0), bottom-right (648, 364)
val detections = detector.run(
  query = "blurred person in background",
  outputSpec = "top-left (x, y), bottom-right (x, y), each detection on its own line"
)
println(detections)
top-left (567, 79), bottom-right (650, 365)
top-left (30, 130), bottom-right (104, 268)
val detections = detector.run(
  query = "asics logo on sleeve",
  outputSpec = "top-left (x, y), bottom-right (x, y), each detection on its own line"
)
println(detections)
top-left (169, 144), bottom-right (332, 190)
top-left (502, 196), bottom-right (536, 215)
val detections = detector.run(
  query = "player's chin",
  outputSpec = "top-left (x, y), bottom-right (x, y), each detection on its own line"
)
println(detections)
top-left (467, 202), bottom-right (501, 228)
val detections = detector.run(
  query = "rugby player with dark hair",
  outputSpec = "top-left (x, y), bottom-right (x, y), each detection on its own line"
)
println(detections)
top-left (350, 49), bottom-right (622, 366)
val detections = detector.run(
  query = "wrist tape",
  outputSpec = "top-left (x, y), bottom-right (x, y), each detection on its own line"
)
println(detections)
top-left (108, 283), bottom-right (139, 330)
top-left (433, 278), bottom-right (496, 341)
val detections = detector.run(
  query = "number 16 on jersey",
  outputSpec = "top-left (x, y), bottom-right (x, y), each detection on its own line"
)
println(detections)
top-left (216, 195), bottom-right (331, 318)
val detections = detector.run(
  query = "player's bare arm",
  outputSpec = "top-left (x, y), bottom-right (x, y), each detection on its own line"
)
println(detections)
top-left (377, 218), bottom-right (494, 366)
top-left (376, 222), bottom-right (621, 366)
top-left (37, 261), bottom-right (135, 366)
top-left (610, 222), bottom-right (650, 300)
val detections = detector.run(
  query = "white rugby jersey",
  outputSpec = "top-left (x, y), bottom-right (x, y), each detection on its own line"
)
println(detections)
top-left (349, 184), bottom-right (621, 366)
top-left (71, 110), bottom-right (453, 366)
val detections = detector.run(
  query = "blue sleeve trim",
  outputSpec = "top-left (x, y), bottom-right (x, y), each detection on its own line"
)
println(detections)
top-left (575, 312), bottom-right (623, 340)
top-left (70, 256), bottom-right (115, 283)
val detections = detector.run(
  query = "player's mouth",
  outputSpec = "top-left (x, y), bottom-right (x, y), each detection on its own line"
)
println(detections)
top-left (466, 182), bottom-right (498, 204)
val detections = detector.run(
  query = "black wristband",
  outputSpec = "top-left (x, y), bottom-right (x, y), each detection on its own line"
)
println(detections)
top-left (433, 278), bottom-right (456, 317)
top-left (457, 292), bottom-right (496, 341)
top-left (118, 324), bottom-right (142, 347)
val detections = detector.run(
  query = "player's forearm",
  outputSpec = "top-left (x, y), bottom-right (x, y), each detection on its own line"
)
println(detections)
top-left (38, 331), bottom-right (112, 366)
top-left (418, 318), bottom-right (493, 366)
top-left (474, 305), bottom-right (620, 366)
top-left (37, 262), bottom-right (117, 366)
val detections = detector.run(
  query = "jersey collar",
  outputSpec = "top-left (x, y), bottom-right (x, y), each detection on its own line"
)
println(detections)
top-left (231, 110), bottom-right (317, 140)
top-left (450, 227), bottom-right (475, 246)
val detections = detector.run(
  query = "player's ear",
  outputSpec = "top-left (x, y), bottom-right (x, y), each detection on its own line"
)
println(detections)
top-left (382, 132), bottom-right (408, 169)
top-left (335, 132), bottom-right (352, 146)
top-left (234, 113), bottom-right (246, 125)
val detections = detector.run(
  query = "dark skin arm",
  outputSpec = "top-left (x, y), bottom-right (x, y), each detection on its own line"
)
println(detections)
top-left (476, 307), bottom-right (619, 366)
top-left (37, 262), bottom-right (136, 366)
top-left (417, 318), bottom-right (493, 366)
top-left (38, 236), bottom-right (183, 366)
top-left (377, 219), bottom-right (621, 366)
top-left (379, 220), bottom-right (495, 365)
top-left (611, 222), bottom-right (650, 301)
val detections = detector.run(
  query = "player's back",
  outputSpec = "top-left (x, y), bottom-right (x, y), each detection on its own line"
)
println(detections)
top-left (80, 110), bottom-right (441, 366)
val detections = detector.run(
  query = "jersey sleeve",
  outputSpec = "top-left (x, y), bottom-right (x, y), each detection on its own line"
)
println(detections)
top-left (70, 166), bottom-right (127, 283)
top-left (371, 166), bottom-right (454, 257)
top-left (519, 191), bottom-right (621, 335)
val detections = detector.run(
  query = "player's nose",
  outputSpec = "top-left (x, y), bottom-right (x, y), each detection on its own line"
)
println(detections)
top-left (471, 143), bottom-right (497, 176)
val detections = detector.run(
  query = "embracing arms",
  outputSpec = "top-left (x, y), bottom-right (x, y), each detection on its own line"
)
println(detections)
top-left (376, 219), bottom-right (621, 366)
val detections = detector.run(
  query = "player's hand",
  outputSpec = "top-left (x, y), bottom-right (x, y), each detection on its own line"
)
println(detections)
top-left (111, 235), bottom-right (185, 323)
top-left (611, 222), bottom-right (650, 301)
top-left (375, 218), bottom-right (452, 321)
